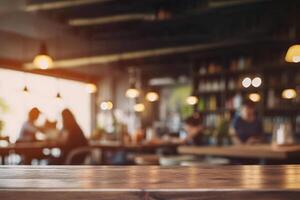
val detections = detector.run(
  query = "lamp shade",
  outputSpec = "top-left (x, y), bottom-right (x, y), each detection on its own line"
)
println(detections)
top-left (33, 43), bottom-right (53, 69)
top-left (146, 92), bottom-right (159, 102)
top-left (285, 44), bottom-right (300, 63)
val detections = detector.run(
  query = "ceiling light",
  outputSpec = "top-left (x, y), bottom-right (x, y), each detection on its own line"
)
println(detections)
top-left (248, 93), bottom-right (261, 102)
top-left (146, 92), bottom-right (159, 102)
top-left (33, 43), bottom-right (53, 69)
top-left (126, 88), bottom-right (139, 98)
top-left (252, 77), bottom-right (262, 88)
top-left (100, 101), bottom-right (113, 111)
top-left (86, 83), bottom-right (97, 93)
top-left (186, 95), bottom-right (198, 105)
top-left (285, 45), bottom-right (300, 63)
top-left (282, 89), bottom-right (297, 99)
top-left (134, 103), bottom-right (145, 112)
top-left (56, 92), bottom-right (62, 100)
top-left (242, 77), bottom-right (252, 88)
top-left (22, 85), bottom-right (29, 94)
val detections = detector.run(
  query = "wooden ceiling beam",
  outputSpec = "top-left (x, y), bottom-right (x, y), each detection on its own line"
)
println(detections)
top-left (24, 0), bottom-right (113, 12)
top-left (24, 38), bottom-right (269, 69)
top-left (69, 13), bottom-right (155, 27)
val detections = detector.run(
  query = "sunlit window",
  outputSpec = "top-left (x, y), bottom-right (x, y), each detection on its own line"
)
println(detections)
top-left (0, 69), bottom-right (91, 142)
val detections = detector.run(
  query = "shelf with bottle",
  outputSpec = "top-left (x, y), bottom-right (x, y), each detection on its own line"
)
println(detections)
top-left (197, 57), bottom-right (300, 78)
top-left (263, 109), bottom-right (300, 116)
top-left (199, 108), bottom-right (235, 115)
top-left (197, 95), bottom-right (221, 111)
top-left (263, 116), bottom-right (295, 135)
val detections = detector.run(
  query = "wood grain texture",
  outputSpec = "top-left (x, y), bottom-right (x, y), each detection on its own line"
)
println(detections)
top-left (0, 165), bottom-right (300, 199)
top-left (178, 145), bottom-right (300, 160)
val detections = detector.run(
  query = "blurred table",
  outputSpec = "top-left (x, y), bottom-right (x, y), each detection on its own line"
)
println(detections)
top-left (0, 140), bottom-right (182, 165)
top-left (178, 144), bottom-right (300, 163)
top-left (0, 165), bottom-right (300, 200)
top-left (89, 140), bottom-right (181, 151)
top-left (0, 142), bottom-right (64, 165)
top-left (89, 140), bottom-right (182, 164)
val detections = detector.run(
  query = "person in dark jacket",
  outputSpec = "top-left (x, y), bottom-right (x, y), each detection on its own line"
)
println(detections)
top-left (60, 109), bottom-right (88, 164)
top-left (230, 100), bottom-right (263, 145)
top-left (183, 112), bottom-right (205, 145)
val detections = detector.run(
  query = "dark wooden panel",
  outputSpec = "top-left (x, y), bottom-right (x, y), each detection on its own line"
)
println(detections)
top-left (148, 191), bottom-right (300, 200)
top-left (178, 145), bottom-right (300, 160)
top-left (1, 165), bottom-right (300, 199)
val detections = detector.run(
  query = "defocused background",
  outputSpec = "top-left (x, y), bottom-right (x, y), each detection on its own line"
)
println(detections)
top-left (1, 0), bottom-right (300, 166)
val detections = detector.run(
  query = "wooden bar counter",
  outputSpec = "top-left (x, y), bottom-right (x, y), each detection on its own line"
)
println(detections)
top-left (1, 165), bottom-right (300, 200)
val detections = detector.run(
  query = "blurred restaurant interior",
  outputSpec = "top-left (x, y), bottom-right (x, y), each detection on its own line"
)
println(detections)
top-left (1, 0), bottom-right (300, 168)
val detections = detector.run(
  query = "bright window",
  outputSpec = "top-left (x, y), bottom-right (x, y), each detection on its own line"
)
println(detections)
top-left (0, 69), bottom-right (91, 142)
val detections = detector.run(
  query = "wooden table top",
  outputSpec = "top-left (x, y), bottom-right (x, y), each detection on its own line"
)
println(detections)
top-left (89, 140), bottom-right (181, 150)
top-left (178, 144), bottom-right (300, 160)
top-left (0, 165), bottom-right (300, 200)
top-left (0, 140), bottom-right (180, 152)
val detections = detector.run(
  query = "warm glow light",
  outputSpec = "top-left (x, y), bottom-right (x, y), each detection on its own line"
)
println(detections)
top-left (126, 88), bottom-right (140, 98)
top-left (33, 54), bottom-right (53, 69)
top-left (248, 93), bottom-right (261, 102)
top-left (86, 83), bottom-right (97, 93)
top-left (252, 77), bottom-right (262, 88)
top-left (285, 45), bottom-right (300, 63)
top-left (100, 101), bottom-right (113, 111)
top-left (242, 77), bottom-right (252, 88)
top-left (134, 103), bottom-right (145, 112)
top-left (282, 89), bottom-right (297, 99)
top-left (186, 95), bottom-right (198, 105)
top-left (146, 92), bottom-right (159, 102)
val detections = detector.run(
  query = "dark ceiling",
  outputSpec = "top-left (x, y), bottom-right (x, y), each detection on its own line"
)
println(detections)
top-left (0, 0), bottom-right (299, 81)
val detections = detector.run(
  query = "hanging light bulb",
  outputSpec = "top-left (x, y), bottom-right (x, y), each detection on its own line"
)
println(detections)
top-left (146, 91), bottom-right (159, 102)
top-left (186, 95), bottom-right (198, 105)
top-left (22, 85), bottom-right (29, 94)
top-left (126, 67), bottom-right (140, 98)
top-left (100, 101), bottom-right (113, 111)
top-left (285, 44), bottom-right (300, 63)
top-left (33, 42), bottom-right (53, 69)
top-left (56, 92), bottom-right (62, 100)
top-left (126, 85), bottom-right (140, 98)
top-left (282, 89), bottom-right (297, 99)
top-left (86, 83), bottom-right (97, 93)
top-left (134, 103), bottom-right (145, 112)
top-left (242, 77), bottom-right (252, 88)
top-left (251, 77), bottom-right (262, 88)
top-left (248, 93), bottom-right (261, 102)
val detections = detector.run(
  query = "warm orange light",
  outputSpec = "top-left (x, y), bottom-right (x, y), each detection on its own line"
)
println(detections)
top-left (100, 101), bottom-right (113, 110)
top-left (282, 89), bottom-right (297, 99)
top-left (285, 45), bottom-right (300, 63)
top-left (126, 88), bottom-right (139, 98)
top-left (146, 92), bottom-right (159, 102)
top-left (86, 83), bottom-right (97, 93)
top-left (186, 95), bottom-right (198, 105)
top-left (33, 54), bottom-right (53, 69)
top-left (134, 103), bottom-right (145, 112)
top-left (248, 93), bottom-right (261, 102)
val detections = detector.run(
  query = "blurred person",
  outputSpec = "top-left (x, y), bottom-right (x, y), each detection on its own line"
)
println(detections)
top-left (17, 107), bottom-right (43, 143)
top-left (183, 112), bottom-right (205, 145)
top-left (61, 108), bottom-right (88, 147)
top-left (59, 108), bottom-right (88, 164)
top-left (230, 100), bottom-right (263, 145)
